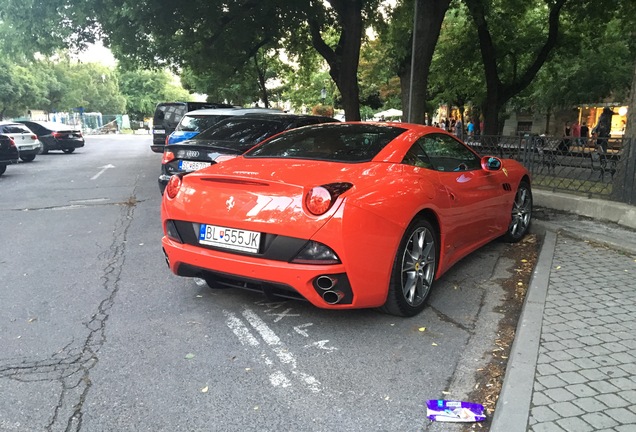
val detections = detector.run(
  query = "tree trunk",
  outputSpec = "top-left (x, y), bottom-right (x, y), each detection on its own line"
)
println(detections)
top-left (399, 0), bottom-right (451, 124)
top-left (308, 0), bottom-right (363, 121)
top-left (464, 0), bottom-right (566, 135)
top-left (612, 61), bottom-right (636, 203)
top-left (254, 57), bottom-right (270, 108)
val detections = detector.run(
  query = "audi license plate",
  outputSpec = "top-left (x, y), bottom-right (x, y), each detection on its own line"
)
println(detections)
top-left (179, 160), bottom-right (211, 172)
top-left (199, 224), bottom-right (261, 253)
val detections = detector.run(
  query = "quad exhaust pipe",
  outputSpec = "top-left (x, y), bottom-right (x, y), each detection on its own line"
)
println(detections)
top-left (322, 290), bottom-right (344, 305)
top-left (316, 275), bottom-right (337, 291)
top-left (314, 275), bottom-right (346, 305)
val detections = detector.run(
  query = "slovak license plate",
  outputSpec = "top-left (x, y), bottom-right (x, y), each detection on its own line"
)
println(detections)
top-left (199, 224), bottom-right (261, 253)
top-left (179, 160), bottom-right (211, 172)
top-left (153, 129), bottom-right (165, 134)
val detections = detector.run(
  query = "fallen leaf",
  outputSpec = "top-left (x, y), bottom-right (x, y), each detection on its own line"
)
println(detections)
top-left (521, 259), bottom-right (528, 263)
top-left (418, 327), bottom-right (426, 332)
top-left (556, 266), bottom-right (561, 269)
top-left (432, 342), bottom-right (438, 346)
top-left (517, 282), bottom-right (523, 286)
top-left (442, 391), bottom-right (450, 395)
top-left (185, 353), bottom-right (195, 359)
top-left (28, 317), bottom-right (37, 323)
top-left (201, 386), bottom-right (208, 393)
top-left (196, 295), bottom-right (203, 298)
top-left (245, 368), bottom-right (251, 371)
top-left (254, 406), bottom-right (259, 410)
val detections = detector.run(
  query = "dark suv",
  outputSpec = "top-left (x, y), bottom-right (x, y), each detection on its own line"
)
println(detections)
top-left (158, 113), bottom-right (337, 193)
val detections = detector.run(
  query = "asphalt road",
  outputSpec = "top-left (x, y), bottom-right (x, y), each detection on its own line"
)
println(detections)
top-left (1, 134), bottom-right (517, 432)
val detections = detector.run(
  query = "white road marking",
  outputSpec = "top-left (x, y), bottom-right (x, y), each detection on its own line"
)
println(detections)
top-left (242, 308), bottom-right (322, 392)
top-left (298, 372), bottom-right (322, 393)
top-left (90, 164), bottom-right (115, 180)
top-left (269, 307), bottom-right (300, 322)
top-left (293, 323), bottom-right (314, 337)
top-left (304, 340), bottom-right (338, 352)
top-left (269, 371), bottom-right (292, 388)
top-left (223, 311), bottom-right (260, 347)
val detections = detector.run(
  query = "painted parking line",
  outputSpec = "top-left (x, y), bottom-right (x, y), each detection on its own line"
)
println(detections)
top-left (223, 308), bottom-right (322, 393)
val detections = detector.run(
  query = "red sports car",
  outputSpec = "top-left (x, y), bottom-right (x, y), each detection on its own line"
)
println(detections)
top-left (161, 123), bottom-right (532, 317)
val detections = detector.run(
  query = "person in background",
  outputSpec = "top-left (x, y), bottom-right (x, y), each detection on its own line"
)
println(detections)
top-left (467, 119), bottom-right (475, 138)
top-left (580, 121), bottom-right (589, 147)
top-left (558, 121), bottom-right (571, 153)
top-left (592, 107), bottom-right (614, 153)
top-left (571, 120), bottom-right (580, 148)
top-left (454, 117), bottom-right (463, 140)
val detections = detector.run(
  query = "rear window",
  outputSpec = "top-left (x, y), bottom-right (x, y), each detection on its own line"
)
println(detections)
top-left (0, 124), bottom-right (32, 134)
top-left (195, 119), bottom-right (286, 144)
top-left (176, 115), bottom-right (231, 132)
top-left (245, 123), bottom-right (406, 162)
top-left (153, 104), bottom-right (187, 127)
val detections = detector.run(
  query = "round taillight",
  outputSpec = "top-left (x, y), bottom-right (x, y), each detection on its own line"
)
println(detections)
top-left (305, 186), bottom-right (332, 215)
top-left (31, 134), bottom-right (37, 140)
top-left (162, 151), bottom-right (175, 164)
top-left (165, 175), bottom-right (182, 199)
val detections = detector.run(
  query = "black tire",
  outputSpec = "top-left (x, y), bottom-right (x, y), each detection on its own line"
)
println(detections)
top-left (20, 154), bottom-right (36, 162)
top-left (380, 218), bottom-right (438, 317)
top-left (0, 164), bottom-right (6, 176)
top-left (40, 144), bottom-right (48, 155)
top-left (502, 180), bottom-right (532, 243)
top-left (62, 148), bottom-right (75, 154)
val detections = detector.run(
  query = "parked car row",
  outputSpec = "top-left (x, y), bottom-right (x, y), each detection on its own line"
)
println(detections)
top-left (158, 112), bottom-right (338, 193)
top-left (0, 120), bottom-right (85, 177)
top-left (159, 114), bottom-right (534, 317)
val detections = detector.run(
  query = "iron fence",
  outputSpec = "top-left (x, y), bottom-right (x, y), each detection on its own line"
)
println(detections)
top-left (465, 134), bottom-right (636, 205)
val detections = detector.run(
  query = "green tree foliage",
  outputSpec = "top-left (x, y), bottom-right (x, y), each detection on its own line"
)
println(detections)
top-left (180, 45), bottom-right (289, 108)
top-left (118, 68), bottom-right (191, 120)
top-left (517, 11), bottom-right (634, 112)
top-left (0, 59), bottom-right (43, 119)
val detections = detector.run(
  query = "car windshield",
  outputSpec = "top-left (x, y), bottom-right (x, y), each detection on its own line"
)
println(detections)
top-left (195, 119), bottom-right (286, 145)
top-left (176, 115), bottom-right (230, 132)
top-left (244, 123), bottom-right (406, 162)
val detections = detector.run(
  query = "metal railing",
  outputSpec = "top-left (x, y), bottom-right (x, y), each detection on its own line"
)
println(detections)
top-left (464, 134), bottom-right (636, 205)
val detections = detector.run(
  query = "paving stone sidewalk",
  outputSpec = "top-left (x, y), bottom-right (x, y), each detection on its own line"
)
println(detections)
top-left (492, 223), bottom-right (636, 432)
top-left (527, 235), bottom-right (636, 432)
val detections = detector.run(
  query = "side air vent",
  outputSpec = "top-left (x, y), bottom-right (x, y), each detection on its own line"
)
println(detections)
top-left (502, 183), bottom-right (512, 191)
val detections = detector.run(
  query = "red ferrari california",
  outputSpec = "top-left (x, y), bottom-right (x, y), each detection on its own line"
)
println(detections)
top-left (161, 122), bottom-right (532, 317)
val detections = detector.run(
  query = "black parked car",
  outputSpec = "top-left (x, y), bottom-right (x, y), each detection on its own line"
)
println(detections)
top-left (17, 120), bottom-right (84, 154)
top-left (158, 113), bottom-right (338, 193)
top-left (0, 134), bottom-right (19, 176)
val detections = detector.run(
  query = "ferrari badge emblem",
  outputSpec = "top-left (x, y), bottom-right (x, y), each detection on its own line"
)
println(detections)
top-left (226, 196), bottom-right (235, 211)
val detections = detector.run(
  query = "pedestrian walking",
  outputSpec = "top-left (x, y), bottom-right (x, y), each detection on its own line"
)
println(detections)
top-left (454, 117), bottom-right (463, 140)
top-left (592, 107), bottom-right (614, 153)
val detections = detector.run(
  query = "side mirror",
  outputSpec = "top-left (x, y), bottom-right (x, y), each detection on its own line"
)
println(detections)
top-left (481, 156), bottom-right (502, 171)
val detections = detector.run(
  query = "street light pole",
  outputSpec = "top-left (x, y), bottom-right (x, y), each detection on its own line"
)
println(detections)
top-left (407, 0), bottom-right (418, 123)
